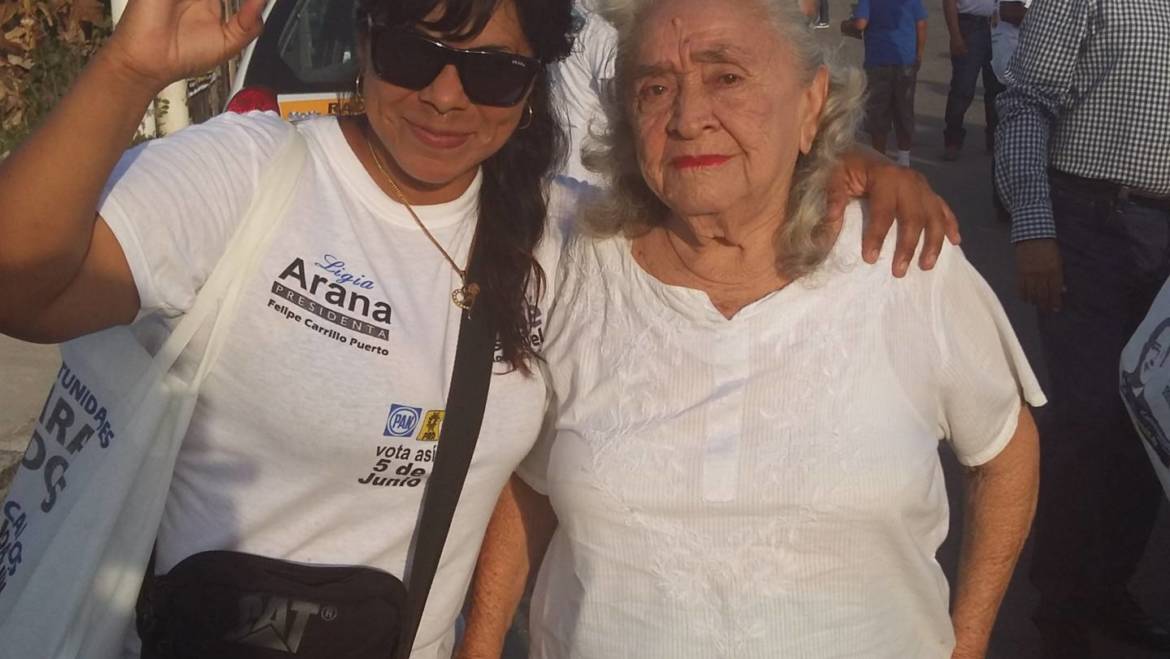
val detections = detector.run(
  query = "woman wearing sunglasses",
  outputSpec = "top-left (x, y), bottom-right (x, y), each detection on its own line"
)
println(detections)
top-left (0, 0), bottom-right (955, 656)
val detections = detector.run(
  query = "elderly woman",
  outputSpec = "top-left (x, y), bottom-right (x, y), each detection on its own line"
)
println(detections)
top-left (458, 0), bottom-right (1044, 657)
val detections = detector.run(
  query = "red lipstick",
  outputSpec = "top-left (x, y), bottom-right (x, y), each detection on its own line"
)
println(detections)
top-left (671, 155), bottom-right (731, 169)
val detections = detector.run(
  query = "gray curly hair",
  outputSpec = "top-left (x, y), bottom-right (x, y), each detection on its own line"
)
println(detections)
top-left (581, 0), bottom-right (866, 278)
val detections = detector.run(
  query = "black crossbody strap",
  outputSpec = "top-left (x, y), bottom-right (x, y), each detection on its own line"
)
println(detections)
top-left (396, 247), bottom-right (497, 659)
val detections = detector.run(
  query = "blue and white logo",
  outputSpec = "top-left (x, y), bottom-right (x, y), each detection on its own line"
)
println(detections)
top-left (385, 404), bottom-right (423, 438)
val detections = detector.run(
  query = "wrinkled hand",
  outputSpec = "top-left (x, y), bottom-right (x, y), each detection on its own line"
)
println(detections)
top-left (950, 35), bottom-right (969, 58)
top-left (828, 148), bottom-right (961, 277)
top-left (1015, 239), bottom-right (1064, 311)
top-left (103, 0), bottom-right (266, 93)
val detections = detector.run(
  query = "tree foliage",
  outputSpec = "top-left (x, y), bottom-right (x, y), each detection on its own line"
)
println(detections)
top-left (0, 0), bottom-right (111, 153)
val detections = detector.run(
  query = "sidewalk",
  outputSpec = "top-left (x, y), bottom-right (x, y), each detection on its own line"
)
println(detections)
top-left (0, 334), bottom-right (58, 491)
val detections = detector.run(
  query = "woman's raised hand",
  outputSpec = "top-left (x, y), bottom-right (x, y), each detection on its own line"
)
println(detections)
top-left (0, 0), bottom-right (266, 342)
top-left (102, 0), bottom-right (266, 93)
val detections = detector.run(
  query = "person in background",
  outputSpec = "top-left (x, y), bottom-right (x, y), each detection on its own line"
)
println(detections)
top-left (988, 0), bottom-right (1027, 223)
top-left (814, 0), bottom-right (831, 28)
top-left (842, 0), bottom-right (928, 167)
top-left (989, 0), bottom-right (1028, 82)
top-left (552, 0), bottom-right (616, 185)
top-left (996, 0), bottom-right (1170, 656)
top-left (942, 0), bottom-right (1000, 160)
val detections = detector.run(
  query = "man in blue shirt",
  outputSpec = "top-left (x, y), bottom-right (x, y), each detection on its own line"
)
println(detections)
top-left (843, 0), bottom-right (929, 167)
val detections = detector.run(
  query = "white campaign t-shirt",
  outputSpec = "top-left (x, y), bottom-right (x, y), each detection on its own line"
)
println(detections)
top-left (520, 203), bottom-right (1046, 659)
top-left (100, 112), bottom-right (578, 658)
top-left (552, 0), bottom-right (616, 185)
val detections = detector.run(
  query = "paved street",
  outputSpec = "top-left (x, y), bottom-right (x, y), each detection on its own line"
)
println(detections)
top-left (1, 2), bottom-right (1167, 656)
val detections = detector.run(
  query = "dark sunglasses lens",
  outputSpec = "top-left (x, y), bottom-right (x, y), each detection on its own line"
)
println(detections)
top-left (459, 55), bottom-right (537, 107)
top-left (370, 27), bottom-right (538, 107)
top-left (372, 30), bottom-right (445, 90)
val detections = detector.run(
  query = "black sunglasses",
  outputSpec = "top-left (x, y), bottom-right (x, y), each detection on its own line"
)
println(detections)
top-left (368, 23), bottom-right (542, 108)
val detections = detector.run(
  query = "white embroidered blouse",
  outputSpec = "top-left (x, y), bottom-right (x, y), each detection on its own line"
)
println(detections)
top-left (519, 203), bottom-right (1046, 658)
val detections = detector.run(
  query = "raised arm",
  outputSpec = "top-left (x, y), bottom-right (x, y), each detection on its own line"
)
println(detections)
top-left (0, 0), bottom-right (264, 343)
top-left (458, 475), bottom-right (558, 659)
top-left (950, 406), bottom-right (1040, 659)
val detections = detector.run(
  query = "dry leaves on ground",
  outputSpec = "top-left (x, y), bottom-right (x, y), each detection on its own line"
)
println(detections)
top-left (0, 0), bottom-right (110, 151)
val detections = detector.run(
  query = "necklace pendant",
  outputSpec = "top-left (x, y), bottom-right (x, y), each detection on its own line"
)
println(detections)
top-left (452, 282), bottom-right (480, 310)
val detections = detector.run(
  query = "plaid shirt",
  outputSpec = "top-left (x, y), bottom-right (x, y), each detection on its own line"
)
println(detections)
top-left (994, 0), bottom-right (1170, 243)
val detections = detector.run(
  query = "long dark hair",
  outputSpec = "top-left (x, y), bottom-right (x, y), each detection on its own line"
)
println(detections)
top-left (356, 0), bottom-right (574, 373)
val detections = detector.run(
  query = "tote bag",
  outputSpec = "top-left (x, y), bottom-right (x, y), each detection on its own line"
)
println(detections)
top-left (1120, 275), bottom-right (1170, 500)
top-left (0, 131), bottom-right (308, 658)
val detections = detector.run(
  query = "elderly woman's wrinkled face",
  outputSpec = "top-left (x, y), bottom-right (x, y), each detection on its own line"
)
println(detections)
top-left (630, 0), bottom-right (827, 220)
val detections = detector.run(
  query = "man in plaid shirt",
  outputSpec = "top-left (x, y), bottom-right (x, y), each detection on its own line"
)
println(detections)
top-left (995, 0), bottom-right (1170, 656)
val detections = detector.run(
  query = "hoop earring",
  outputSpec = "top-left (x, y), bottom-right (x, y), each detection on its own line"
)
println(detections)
top-left (517, 104), bottom-right (534, 130)
top-left (345, 71), bottom-right (367, 115)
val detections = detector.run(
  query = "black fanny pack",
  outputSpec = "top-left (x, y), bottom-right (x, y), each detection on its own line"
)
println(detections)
top-left (137, 247), bottom-right (496, 659)
top-left (137, 551), bottom-right (407, 659)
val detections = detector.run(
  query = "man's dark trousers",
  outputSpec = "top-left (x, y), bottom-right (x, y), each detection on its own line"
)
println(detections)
top-left (1030, 174), bottom-right (1168, 626)
top-left (944, 13), bottom-right (1002, 148)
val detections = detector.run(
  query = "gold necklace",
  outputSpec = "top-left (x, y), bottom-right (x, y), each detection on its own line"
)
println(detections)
top-left (363, 128), bottom-right (480, 310)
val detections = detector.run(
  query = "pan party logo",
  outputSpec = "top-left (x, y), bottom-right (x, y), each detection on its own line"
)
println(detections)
top-left (384, 404), bottom-right (422, 438)
top-left (384, 404), bottom-right (445, 441)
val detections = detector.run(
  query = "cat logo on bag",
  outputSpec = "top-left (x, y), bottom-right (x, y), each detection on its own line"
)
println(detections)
top-left (226, 594), bottom-right (336, 653)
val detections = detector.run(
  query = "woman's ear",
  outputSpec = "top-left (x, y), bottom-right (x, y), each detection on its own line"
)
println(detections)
top-left (798, 66), bottom-right (830, 154)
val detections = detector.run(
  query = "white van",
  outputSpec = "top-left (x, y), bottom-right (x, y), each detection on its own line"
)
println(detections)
top-left (226, 0), bottom-right (360, 120)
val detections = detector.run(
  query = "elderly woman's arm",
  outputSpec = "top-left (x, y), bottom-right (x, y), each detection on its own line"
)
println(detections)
top-left (950, 405), bottom-right (1040, 659)
top-left (832, 146), bottom-right (961, 277)
top-left (457, 475), bottom-right (558, 659)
